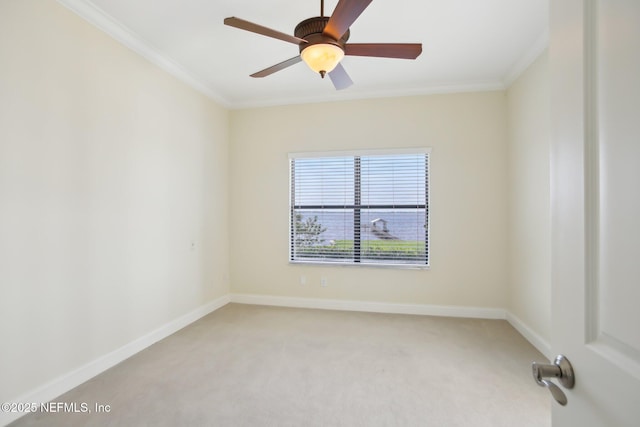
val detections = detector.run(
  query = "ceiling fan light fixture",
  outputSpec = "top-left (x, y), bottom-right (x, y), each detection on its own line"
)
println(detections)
top-left (300, 43), bottom-right (344, 78)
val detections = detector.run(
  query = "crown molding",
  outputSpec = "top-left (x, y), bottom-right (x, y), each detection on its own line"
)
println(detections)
top-left (56, 0), bottom-right (529, 110)
top-left (502, 29), bottom-right (549, 87)
top-left (56, 0), bottom-right (231, 108)
top-left (229, 80), bottom-right (506, 110)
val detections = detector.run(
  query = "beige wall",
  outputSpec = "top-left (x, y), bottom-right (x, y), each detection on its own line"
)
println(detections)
top-left (506, 51), bottom-right (551, 346)
top-left (0, 0), bottom-right (229, 402)
top-left (229, 93), bottom-right (509, 307)
top-left (0, 0), bottom-right (550, 409)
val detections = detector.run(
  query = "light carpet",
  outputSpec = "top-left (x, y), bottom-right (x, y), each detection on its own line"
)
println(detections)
top-left (10, 303), bottom-right (550, 426)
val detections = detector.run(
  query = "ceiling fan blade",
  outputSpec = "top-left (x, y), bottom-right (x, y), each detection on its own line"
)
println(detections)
top-left (224, 17), bottom-right (307, 45)
top-left (323, 0), bottom-right (373, 41)
top-left (345, 43), bottom-right (423, 59)
top-left (328, 63), bottom-right (354, 90)
top-left (250, 56), bottom-right (303, 78)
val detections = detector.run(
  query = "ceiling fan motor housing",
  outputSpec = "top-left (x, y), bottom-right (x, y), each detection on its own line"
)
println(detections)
top-left (294, 17), bottom-right (350, 53)
top-left (223, 0), bottom-right (421, 88)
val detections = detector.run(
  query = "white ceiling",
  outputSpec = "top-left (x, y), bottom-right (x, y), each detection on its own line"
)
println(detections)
top-left (58, 0), bottom-right (548, 109)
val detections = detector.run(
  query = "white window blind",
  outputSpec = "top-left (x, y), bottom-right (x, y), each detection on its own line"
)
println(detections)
top-left (289, 149), bottom-right (430, 267)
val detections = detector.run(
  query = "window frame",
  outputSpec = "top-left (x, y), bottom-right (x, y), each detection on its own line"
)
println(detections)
top-left (288, 148), bottom-right (431, 269)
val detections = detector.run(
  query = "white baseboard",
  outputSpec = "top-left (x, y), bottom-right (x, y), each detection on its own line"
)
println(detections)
top-left (1, 295), bottom-right (230, 427)
top-left (230, 293), bottom-right (507, 319)
top-left (229, 294), bottom-right (553, 358)
top-left (3, 293), bottom-right (551, 427)
top-left (505, 311), bottom-right (552, 359)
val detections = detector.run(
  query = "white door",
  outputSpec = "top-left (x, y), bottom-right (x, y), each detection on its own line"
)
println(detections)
top-left (550, 0), bottom-right (640, 425)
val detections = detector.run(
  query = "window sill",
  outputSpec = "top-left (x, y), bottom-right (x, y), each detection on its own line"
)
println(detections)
top-left (289, 260), bottom-right (430, 270)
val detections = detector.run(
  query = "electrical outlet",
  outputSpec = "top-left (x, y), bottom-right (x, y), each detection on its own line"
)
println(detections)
top-left (320, 277), bottom-right (328, 287)
top-left (300, 275), bottom-right (306, 285)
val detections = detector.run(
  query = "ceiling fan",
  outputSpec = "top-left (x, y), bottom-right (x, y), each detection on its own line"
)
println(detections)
top-left (224, 0), bottom-right (423, 90)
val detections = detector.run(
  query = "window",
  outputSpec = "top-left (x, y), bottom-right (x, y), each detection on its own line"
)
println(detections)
top-left (289, 149), bottom-right (430, 267)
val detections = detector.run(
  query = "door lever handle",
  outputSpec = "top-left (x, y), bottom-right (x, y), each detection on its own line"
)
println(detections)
top-left (532, 355), bottom-right (575, 406)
